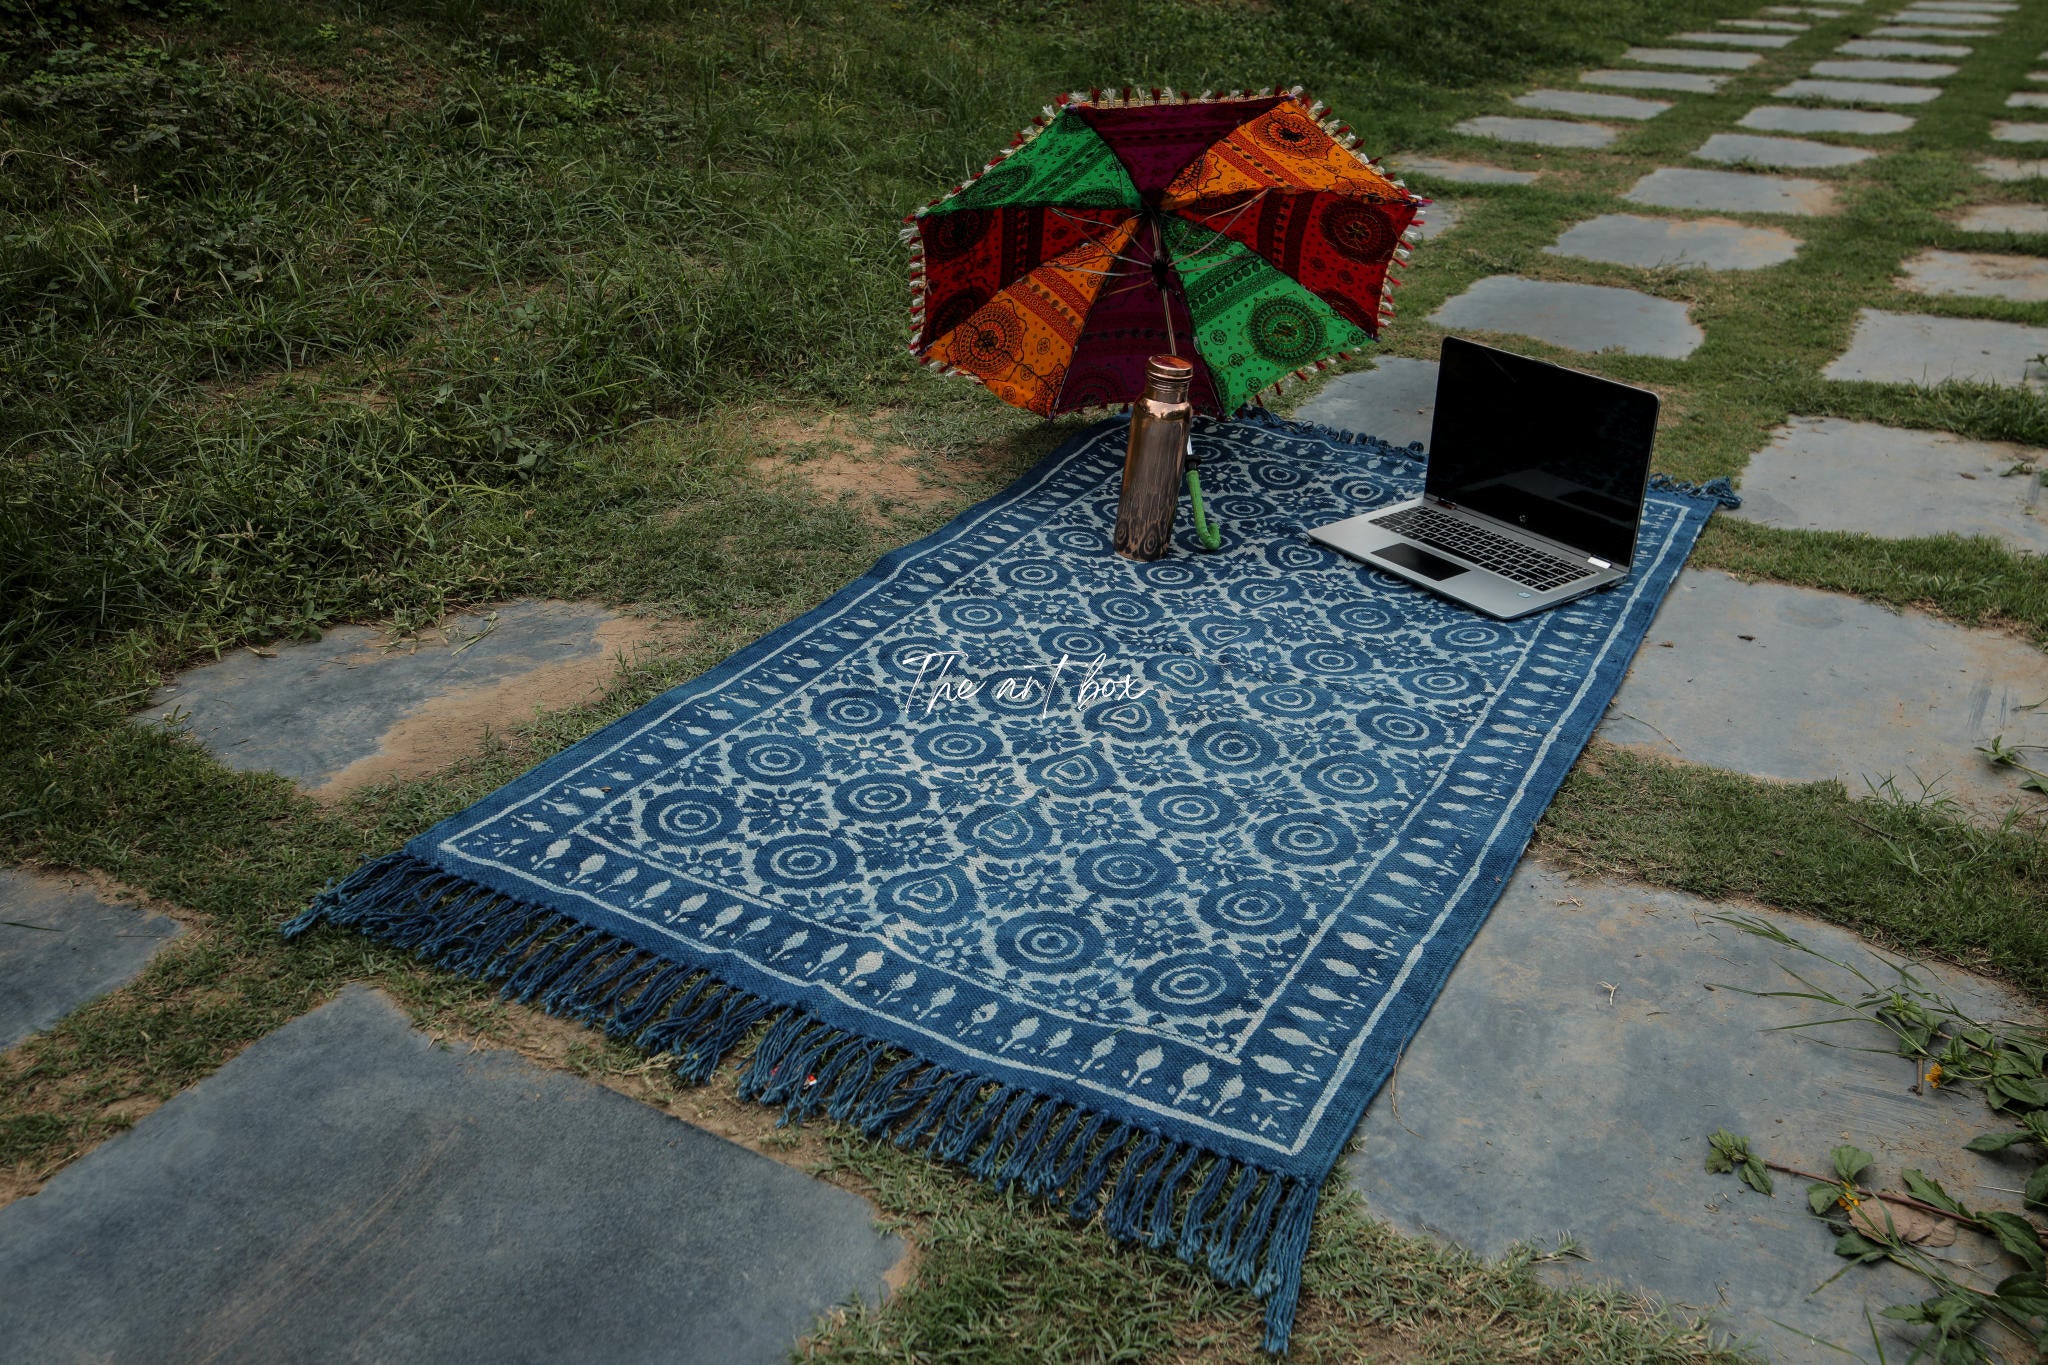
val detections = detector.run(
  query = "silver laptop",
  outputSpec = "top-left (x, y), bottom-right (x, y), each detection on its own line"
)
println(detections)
top-left (1307, 337), bottom-right (1660, 621)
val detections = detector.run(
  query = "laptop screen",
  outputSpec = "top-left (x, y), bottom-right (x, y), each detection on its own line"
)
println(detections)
top-left (1424, 337), bottom-right (1660, 566)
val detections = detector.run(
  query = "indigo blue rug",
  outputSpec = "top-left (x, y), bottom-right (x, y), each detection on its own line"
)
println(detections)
top-left (288, 411), bottom-right (1732, 1350)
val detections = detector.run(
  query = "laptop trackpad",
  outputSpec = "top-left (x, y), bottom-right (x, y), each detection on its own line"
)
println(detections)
top-left (1373, 542), bottom-right (1468, 581)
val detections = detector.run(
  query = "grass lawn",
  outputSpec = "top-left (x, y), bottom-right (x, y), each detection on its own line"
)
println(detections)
top-left (3, 0), bottom-right (2045, 1360)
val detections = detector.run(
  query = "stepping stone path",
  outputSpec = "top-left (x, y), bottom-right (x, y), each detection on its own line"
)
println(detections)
top-left (1453, 116), bottom-right (1615, 148)
top-left (1899, 248), bottom-right (2048, 301)
top-left (1513, 89), bottom-right (1669, 119)
top-left (1694, 131), bottom-right (1876, 168)
top-left (2009, 92), bottom-right (2048, 107)
top-left (1295, 357), bottom-right (1441, 451)
top-left (1544, 213), bottom-right (1802, 270)
top-left (1956, 202), bottom-right (2048, 231)
top-left (1429, 277), bottom-right (1703, 358)
top-left (1411, 202), bottom-right (1459, 239)
top-left (1582, 68), bottom-right (1729, 93)
top-left (1872, 25), bottom-right (1994, 36)
top-left (1598, 570), bottom-right (2048, 816)
top-left (139, 600), bottom-right (653, 799)
top-left (1774, 78), bottom-right (1944, 103)
top-left (1810, 57), bottom-right (1959, 78)
top-left (1350, 862), bottom-right (2037, 1364)
top-left (1392, 157), bottom-right (1538, 185)
top-left (1737, 104), bottom-right (1916, 132)
top-left (1674, 29), bottom-right (1798, 46)
top-left (1625, 166), bottom-right (1838, 215)
top-left (0, 869), bottom-right (182, 1050)
top-left (1824, 309), bottom-right (2048, 386)
top-left (1993, 121), bottom-right (2048, 141)
top-left (0, 987), bottom-right (905, 1364)
top-left (1625, 46), bottom-right (1763, 69)
top-left (1838, 37), bottom-right (1973, 55)
top-left (1976, 156), bottom-right (2048, 180)
top-left (1723, 18), bottom-right (1811, 30)
top-left (1732, 416), bottom-right (2047, 553)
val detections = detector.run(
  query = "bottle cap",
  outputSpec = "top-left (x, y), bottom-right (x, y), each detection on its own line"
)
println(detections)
top-left (1145, 354), bottom-right (1194, 400)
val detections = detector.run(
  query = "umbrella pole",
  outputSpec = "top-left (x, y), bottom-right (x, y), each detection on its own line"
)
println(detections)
top-left (1150, 215), bottom-right (1177, 357)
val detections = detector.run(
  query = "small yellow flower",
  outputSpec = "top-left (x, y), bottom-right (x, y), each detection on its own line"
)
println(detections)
top-left (1927, 1063), bottom-right (1945, 1088)
top-left (1839, 1190), bottom-right (1861, 1211)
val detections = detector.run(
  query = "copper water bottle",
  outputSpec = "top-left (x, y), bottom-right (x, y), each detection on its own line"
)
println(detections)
top-left (1114, 355), bottom-right (1194, 561)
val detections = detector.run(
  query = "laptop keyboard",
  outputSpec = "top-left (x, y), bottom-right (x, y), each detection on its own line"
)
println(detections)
top-left (1370, 506), bottom-right (1591, 592)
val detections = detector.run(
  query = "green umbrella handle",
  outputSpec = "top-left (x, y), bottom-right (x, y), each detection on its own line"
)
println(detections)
top-left (1187, 469), bottom-right (1222, 550)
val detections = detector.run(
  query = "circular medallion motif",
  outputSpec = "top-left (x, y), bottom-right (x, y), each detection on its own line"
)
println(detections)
top-left (994, 912), bottom-right (1105, 971)
top-left (730, 736), bottom-right (821, 783)
top-left (1319, 198), bottom-right (1395, 262)
top-left (1191, 720), bottom-right (1279, 772)
top-left (648, 789), bottom-right (736, 844)
top-left (1199, 878), bottom-right (1297, 931)
top-left (913, 724), bottom-right (999, 767)
top-left (961, 161), bottom-right (1031, 207)
top-left (1136, 957), bottom-right (1247, 1015)
top-left (1254, 109), bottom-right (1322, 154)
top-left (1303, 755), bottom-right (1383, 801)
top-left (925, 289), bottom-right (985, 346)
top-left (1141, 785), bottom-right (1239, 834)
top-left (1249, 296), bottom-right (1325, 366)
top-left (955, 302), bottom-right (1024, 376)
top-left (833, 776), bottom-right (930, 823)
top-left (753, 833), bottom-right (854, 887)
top-left (1076, 844), bottom-right (1177, 898)
top-left (810, 688), bottom-right (894, 732)
top-left (1254, 813), bottom-right (1358, 866)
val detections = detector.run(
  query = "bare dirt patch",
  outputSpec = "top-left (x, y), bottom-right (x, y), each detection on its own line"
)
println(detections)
top-left (752, 413), bottom-right (954, 520)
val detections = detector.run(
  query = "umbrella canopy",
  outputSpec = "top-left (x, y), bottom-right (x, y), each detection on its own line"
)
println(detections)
top-left (905, 87), bottom-right (1428, 418)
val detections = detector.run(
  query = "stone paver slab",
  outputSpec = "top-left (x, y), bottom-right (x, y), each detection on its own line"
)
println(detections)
top-left (1899, 248), bottom-right (2048, 301)
top-left (1732, 415), bottom-right (2047, 553)
top-left (1825, 308), bottom-right (2048, 386)
top-left (1694, 132), bottom-right (1877, 167)
top-left (1625, 46), bottom-right (1763, 69)
top-left (2030, 70), bottom-right (2048, 81)
top-left (1871, 24), bottom-right (1993, 36)
top-left (1837, 37), bottom-right (1971, 55)
top-left (1624, 166), bottom-right (1838, 215)
top-left (1955, 202), bottom-right (2048, 231)
top-left (1581, 68), bottom-right (1729, 93)
top-left (1993, 121), bottom-right (2048, 142)
top-left (1977, 156), bottom-right (2048, 180)
top-left (1295, 357), bottom-right (1441, 451)
top-left (1428, 276), bottom-right (1702, 358)
top-left (1392, 157), bottom-right (1538, 185)
top-left (1912, 0), bottom-right (2015, 10)
top-left (0, 987), bottom-right (905, 1364)
top-left (1544, 213), bottom-right (1802, 270)
top-left (140, 599), bottom-right (647, 797)
top-left (1514, 88), bottom-right (1670, 119)
top-left (1453, 116), bottom-right (1616, 148)
top-left (1892, 7), bottom-right (2000, 21)
top-left (1774, 78), bottom-right (1944, 103)
top-left (1411, 201), bottom-right (1458, 238)
top-left (1810, 57), bottom-right (1958, 78)
top-left (0, 870), bottom-right (181, 1051)
top-left (1350, 861), bottom-right (2036, 1364)
top-left (1738, 104), bottom-right (1916, 133)
top-left (1724, 18), bottom-right (1810, 30)
top-left (1673, 29), bottom-right (1797, 46)
top-left (1598, 569), bottom-right (2048, 814)
top-left (1765, 4), bottom-right (1853, 12)
top-left (2009, 92), bottom-right (2048, 108)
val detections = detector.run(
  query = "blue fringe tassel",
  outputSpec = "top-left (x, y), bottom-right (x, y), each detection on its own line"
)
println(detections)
top-left (286, 850), bottom-right (1323, 1353)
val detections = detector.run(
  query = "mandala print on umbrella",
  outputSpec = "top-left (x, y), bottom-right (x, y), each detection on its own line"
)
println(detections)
top-left (904, 86), bottom-right (1431, 417)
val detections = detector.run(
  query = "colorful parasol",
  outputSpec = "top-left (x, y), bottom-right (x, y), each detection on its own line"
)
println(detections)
top-left (904, 86), bottom-right (1429, 418)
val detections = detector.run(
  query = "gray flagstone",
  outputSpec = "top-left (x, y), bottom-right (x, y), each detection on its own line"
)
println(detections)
top-left (1411, 201), bottom-right (1459, 238)
top-left (1891, 7), bottom-right (2000, 20)
top-left (1954, 202), bottom-right (2048, 231)
top-left (1672, 29), bottom-right (1797, 47)
top-left (1625, 46), bottom-right (1764, 69)
top-left (1453, 116), bottom-right (1617, 148)
top-left (1392, 157), bottom-right (1539, 185)
top-left (1809, 57), bottom-right (1958, 79)
top-left (0, 987), bottom-right (907, 1365)
top-left (0, 870), bottom-right (183, 1051)
top-left (1581, 68), bottom-right (1730, 93)
top-left (1693, 132), bottom-right (1877, 168)
top-left (2009, 92), bottom-right (2048, 108)
top-left (1774, 78), bottom-right (1943, 103)
top-left (1899, 248), bottom-right (2048, 301)
top-left (1731, 415), bottom-right (2048, 553)
top-left (1544, 213), bottom-right (1802, 270)
top-left (1295, 357), bottom-right (1442, 451)
top-left (1737, 104), bottom-right (1916, 133)
top-left (1836, 37), bottom-right (1972, 55)
top-left (1513, 89), bottom-right (1670, 120)
top-left (1993, 121), bottom-right (2048, 142)
top-left (1600, 570), bottom-right (2048, 815)
top-left (1624, 166), bottom-right (1838, 215)
top-left (1723, 19), bottom-right (1809, 30)
top-left (1764, 4), bottom-right (1853, 12)
top-left (1871, 23), bottom-right (1998, 35)
top-left (1978, 156), bottom-right (2048, 180)
top-left (1349, 861), bottom-right (2038, 1365)
top-left (1823, 308), bottom-right (2048, 386)
top-left (1428, 276), bottom-right (1703, 358)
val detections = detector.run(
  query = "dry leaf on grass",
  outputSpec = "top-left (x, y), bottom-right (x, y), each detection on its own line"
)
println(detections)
top-left (1851, 1200), bottom-right (1958, 1248)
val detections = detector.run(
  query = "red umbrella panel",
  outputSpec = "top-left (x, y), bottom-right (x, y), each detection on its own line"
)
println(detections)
top-left (905, 88), bottom-right (1429, 418)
